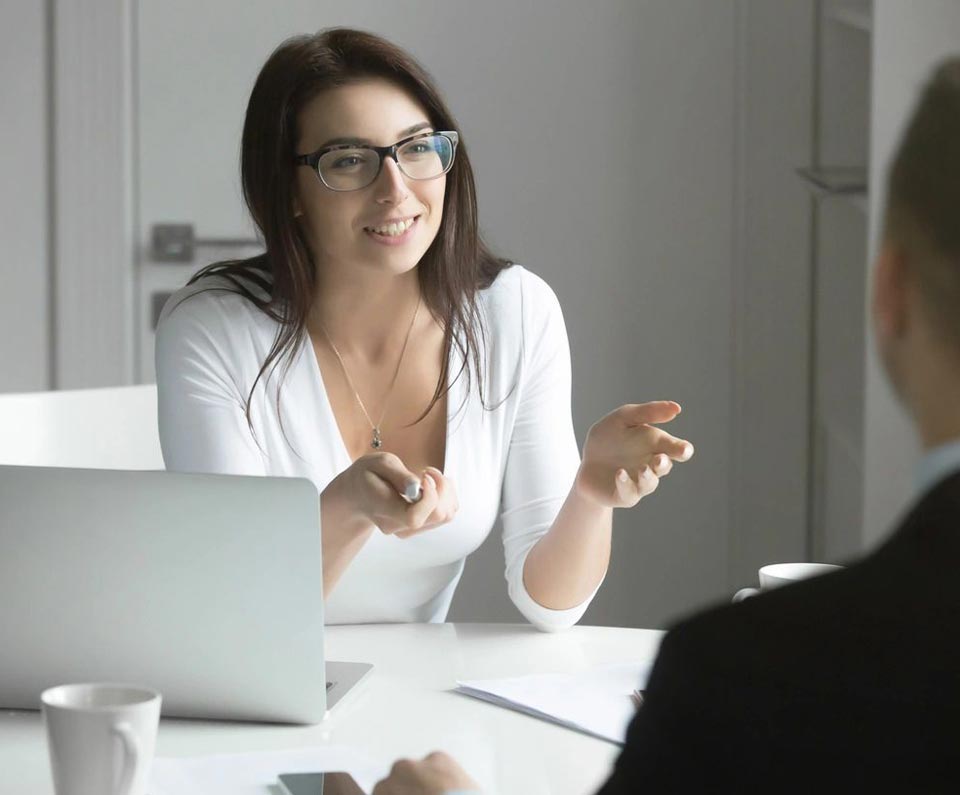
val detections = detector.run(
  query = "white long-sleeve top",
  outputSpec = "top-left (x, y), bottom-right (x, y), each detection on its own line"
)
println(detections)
top-left (155, 264), bottom-right (599, 631)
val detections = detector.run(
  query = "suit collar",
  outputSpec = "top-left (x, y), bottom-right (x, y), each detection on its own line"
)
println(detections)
top-left (917, 437), bottom-right (960, 498)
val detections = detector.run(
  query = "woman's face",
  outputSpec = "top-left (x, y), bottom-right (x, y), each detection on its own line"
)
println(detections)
top-left (294, 78), bottom-right (447, 279)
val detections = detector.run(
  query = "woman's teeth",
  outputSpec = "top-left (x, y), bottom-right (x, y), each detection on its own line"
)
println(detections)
top-left (366, 217), bottom-right (416, 236)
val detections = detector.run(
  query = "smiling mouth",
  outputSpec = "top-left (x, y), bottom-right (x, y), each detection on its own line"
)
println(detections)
top-left (363, 215), bottom-right (421, 237)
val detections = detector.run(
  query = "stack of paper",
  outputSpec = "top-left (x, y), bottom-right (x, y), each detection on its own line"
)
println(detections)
top-left (455, 661), bottom-right (652, 745)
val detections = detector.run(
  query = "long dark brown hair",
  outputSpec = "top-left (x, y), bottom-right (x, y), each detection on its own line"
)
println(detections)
top-left (177, 27), bottom-right (513, 450)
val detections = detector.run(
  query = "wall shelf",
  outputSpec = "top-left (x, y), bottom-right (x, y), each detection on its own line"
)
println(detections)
top-left (796, 166), bottom-right (867, 195)
top-left (804, 0), bottom-right (873, 563)
top-left (828, 7), bottom-right (873, 34)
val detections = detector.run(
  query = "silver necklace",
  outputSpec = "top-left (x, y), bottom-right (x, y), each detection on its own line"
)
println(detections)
top-left (318, 295), bottom-right (421, 449)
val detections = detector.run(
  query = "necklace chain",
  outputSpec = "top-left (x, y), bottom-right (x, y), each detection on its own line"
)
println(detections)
top-left (318, 295), bottom-right (421, 449)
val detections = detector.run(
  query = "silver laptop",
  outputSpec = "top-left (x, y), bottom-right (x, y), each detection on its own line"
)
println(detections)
top-left (0, 465), bottom-right (371, 723)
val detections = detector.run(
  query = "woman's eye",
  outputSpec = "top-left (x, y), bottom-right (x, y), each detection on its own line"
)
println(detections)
top-left (332, 156), bottom-right (362, 169)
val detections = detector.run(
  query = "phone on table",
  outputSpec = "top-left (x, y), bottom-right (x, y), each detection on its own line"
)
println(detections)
top-left (278, 771), bottom-right (366, 795)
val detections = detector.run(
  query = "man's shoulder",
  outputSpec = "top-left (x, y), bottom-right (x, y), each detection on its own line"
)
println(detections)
top-left (657, 557), bottom-right (890, 688)
top-left (607, 494), bottom-right (960, 792)
top-left (660, 499), bottom-right (960, 694)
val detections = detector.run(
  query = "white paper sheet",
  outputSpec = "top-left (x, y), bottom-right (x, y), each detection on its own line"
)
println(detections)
top-left (149, 745), bottom-right (385, 795)
top-left (455, 661), bottom-right (651, 745)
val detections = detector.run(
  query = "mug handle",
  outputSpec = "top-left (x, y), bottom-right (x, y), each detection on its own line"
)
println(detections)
top-left (111, 722), bottom-right (141, 795)
top-left (732, 587), bottom-right (760, 603)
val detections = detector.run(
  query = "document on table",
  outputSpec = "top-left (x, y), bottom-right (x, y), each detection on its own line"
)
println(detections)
top-left (149, 745), bottom-right (385, 795)
top-left (455, 661), bottom-right (652, 745)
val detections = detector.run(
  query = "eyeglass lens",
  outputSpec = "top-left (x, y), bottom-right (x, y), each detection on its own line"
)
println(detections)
top-left (317, 134), bottom-right (454, 191)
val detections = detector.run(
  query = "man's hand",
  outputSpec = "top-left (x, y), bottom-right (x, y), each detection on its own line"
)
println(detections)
top-left (372, 751), bottom-right (480, 795)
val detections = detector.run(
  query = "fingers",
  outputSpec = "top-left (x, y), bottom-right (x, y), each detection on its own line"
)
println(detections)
top-left (373, 752), bottom-right (477, 795)
top-left (615, 466), bottom-right (661, 507)
top-left (615, 403), bottom-right (694, 461)
top-left (373, 758), bottom-right (416, 794)
top-left (634, 426), bottom-right (694, 462)
top-left (425, 466), bottom-right (459, 517)
top-left (393, 470), bottom-right (459, 539)
top-left (618, 400), bottom-right (682, 427)
top-left (360, 452), bottom-right (459, 537)
top-left (649, 452), bottom-right (673, 477)
top-left (401, 471), bottom-right (441, 529)
top-left (614, 468), bottom-right (641, 507)
top-left (363, 451), bottom-right (422, 501)
top-left (637, 465), bottom-right (661, 497)
top-left (376, 471), bottom-right (439, 535)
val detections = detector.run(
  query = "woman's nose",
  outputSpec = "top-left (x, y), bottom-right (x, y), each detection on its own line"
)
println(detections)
top-left (374, 156), bottom-right (410, 202)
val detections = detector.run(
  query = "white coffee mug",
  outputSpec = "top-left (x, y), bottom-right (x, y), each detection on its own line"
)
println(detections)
top-left (733, 562), bottom-right (843, 603)
top-left (41, 683), bottom-right (161, 795)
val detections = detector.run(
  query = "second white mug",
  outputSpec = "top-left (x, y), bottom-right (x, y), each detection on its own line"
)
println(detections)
top-left (41, 683), bottom-right (161, 795)
top-left (733, 562), bottom-right (843, 603)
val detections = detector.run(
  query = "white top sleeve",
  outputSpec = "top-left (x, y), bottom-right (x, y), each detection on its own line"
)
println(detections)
top-left (499, 273), bottom-right (602, 632)
top-left (154, 288), bottom-right (267, 477)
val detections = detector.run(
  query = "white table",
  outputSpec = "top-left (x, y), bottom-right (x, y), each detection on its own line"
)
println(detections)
top-left (0, 623), bottom-right (663, 795)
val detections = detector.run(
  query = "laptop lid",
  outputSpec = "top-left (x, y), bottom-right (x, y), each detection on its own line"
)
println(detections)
top-left (0, 465), bottom-right (328, 723)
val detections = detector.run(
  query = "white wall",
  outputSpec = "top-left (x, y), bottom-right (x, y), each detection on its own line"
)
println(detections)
top-left (52, 0), bottom-right (137, 389)
top-left (727, 0), bottom-right (814, 590)
top-left (862, 1), bottom-right (960, 546)
top-left (0, 0), bottom-right (50, 392)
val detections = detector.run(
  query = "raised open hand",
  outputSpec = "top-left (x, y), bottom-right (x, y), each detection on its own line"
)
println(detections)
top-left (575, 400), bottom-right (694, 508)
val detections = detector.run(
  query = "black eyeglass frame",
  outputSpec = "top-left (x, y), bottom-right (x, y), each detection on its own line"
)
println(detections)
top-left (294, 130), bottom-right (460, 191)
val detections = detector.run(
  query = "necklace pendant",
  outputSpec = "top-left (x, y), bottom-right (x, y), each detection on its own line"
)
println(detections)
top-left (371, 428), bottom-right (382, 449)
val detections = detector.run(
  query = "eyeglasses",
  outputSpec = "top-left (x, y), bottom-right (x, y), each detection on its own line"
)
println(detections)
top-left (294, 130), bottom-right (459, 192)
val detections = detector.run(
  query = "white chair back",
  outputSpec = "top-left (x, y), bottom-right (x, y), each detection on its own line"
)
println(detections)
top-left (0, 384), bottom-right (164, 469)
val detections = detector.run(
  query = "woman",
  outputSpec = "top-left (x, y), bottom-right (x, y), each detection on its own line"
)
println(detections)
top-left (155, 27), bottom-right (694, 631)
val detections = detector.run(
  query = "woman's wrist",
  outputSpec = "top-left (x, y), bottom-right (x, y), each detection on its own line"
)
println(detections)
top-left (320, 474), bottom-right (373, 541)
top-left (573, 462), bottom-right (613, 509)
top-left (319, 476), bottom-right (375, 597)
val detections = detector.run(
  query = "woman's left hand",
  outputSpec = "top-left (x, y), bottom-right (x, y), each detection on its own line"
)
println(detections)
top-left (575, 400), bottom-right (694, 508)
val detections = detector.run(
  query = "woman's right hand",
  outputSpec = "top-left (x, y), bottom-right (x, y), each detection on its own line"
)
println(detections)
top-left (324, 452), bottom-right (459, 540)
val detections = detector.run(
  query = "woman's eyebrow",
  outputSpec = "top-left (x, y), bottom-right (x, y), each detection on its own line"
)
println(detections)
top-left (319, 121), bottom-right (433, 148)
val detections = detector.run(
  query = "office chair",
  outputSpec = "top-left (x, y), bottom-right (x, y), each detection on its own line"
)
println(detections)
top-left (0, 384), bottom-right (163, 469)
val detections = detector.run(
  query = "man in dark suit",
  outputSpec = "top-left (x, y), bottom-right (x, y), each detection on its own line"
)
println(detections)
top-left (372, 57), bottom-right (960, 795)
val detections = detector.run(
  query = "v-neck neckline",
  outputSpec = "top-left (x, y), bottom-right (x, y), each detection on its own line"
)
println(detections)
top-left (306, 327), bottom-right (461, 476)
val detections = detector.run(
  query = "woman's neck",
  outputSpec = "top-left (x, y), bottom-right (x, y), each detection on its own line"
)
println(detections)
top-left (309, 266), bottom-right (423, 363)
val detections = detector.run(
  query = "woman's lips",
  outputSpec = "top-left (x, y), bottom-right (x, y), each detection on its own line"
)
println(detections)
top-left (363, 215), bottom-right (421, 246)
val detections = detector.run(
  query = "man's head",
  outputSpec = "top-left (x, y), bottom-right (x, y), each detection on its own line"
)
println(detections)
top-left (873, 58), bottom-right (960, 434)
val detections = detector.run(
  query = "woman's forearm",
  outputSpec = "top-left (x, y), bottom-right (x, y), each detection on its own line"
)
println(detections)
top-left (319, 485), bottom-right (374, 598)
top-left (521, 473), bottom-right (613, 611)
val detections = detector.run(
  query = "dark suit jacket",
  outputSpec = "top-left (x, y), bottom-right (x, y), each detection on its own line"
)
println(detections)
top-left (597, 471), bottom-right (960, 793)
